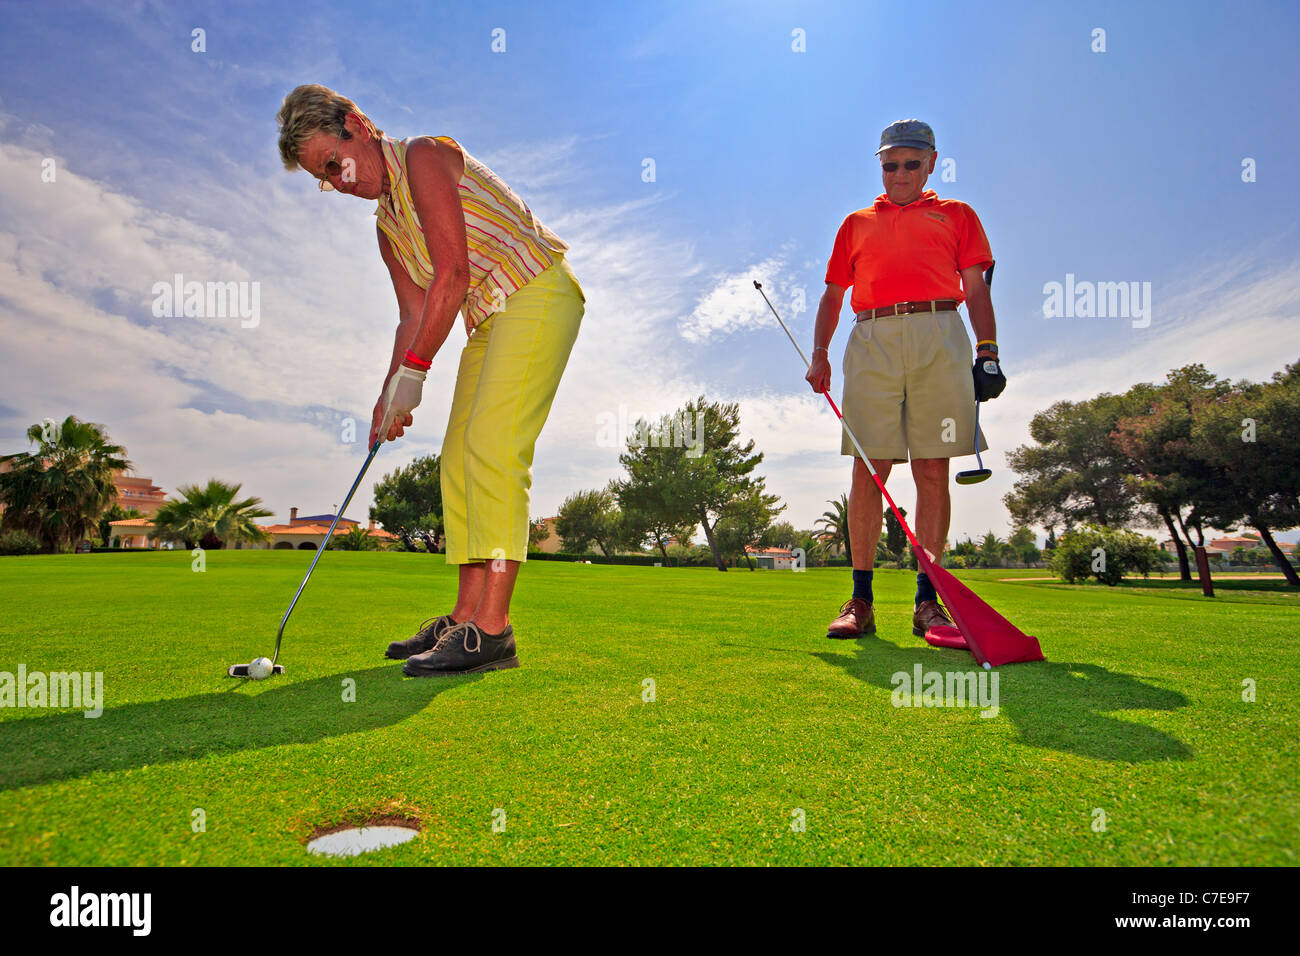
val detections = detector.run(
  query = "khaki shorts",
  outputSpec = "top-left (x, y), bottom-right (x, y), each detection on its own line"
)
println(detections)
top-left (840, 309), bottom-right (988, 462)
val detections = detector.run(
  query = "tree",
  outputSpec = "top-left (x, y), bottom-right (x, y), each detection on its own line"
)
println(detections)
top-left (952, 537), bottom-right (979, 563)
top-left (1004, 390), bottom-right (1155, 532)
top-left (884, 506), bottom-right (907, 562)
top-left (763, 521), bottom-right (800, 550)
top-left (1050, 524), bottom-right (1164, 586)
top-left (152, 480), bottom-right (272, 549)
top-left (369, 454), bottom-right (443, 547)
top-left (1111, 366), bottom-right (1232, 582)
top-left (977, 531), bottom-right (1010, 568)
top-left (615, 412), bottom-right (699, 563)
top-left (793, 528), bottom-right (825, 566)
top-left (815, 493), bottom-right (851, 564)
top-left (1184, 363), bottom-right (1300, 585)
top-left (528, 518), bottom-right (550, 551)
top-left (555, 486), bottom-right (628, 556)
top-left (0, 416), bottom-right (131, 553)
top-left (621, 396), bottom-right (773, 572)
top-left (678, 397), bottom-right (775, 572)
top-left (329, 524), bottom-right (380, 550)
top-left (1007, 526), bottom-right (1041, 565)
top-left (714, 487), bottom-right (785, 569)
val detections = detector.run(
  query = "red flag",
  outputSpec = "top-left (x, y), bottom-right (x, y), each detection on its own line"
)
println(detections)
top-left (915, 550), bottom-right (1045, 666)
top-left (863, 465), bottom-right (1043, 667)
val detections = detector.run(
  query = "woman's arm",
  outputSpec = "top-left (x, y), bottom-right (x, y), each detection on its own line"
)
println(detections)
top-left (376, 226), bottom-right (426, 384)
top-left (369, 140), bottom-right (470, 444)
top-left (404, 136), bottom-right (470, 363)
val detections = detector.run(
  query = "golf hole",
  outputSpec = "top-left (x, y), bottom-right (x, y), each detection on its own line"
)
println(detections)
top-left (307, 816), bottom-right (421, 858)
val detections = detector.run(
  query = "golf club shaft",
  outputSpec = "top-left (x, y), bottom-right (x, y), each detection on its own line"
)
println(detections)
top-left (272, 439), bottom-right (382, 663)
top-left (753, 282), bottom-right (927, 559)
top-left (976, 262), bottom-right (992, 472)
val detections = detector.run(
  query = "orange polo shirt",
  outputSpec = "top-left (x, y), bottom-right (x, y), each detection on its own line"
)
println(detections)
top-left (825, 190), bottom-right (993, 313)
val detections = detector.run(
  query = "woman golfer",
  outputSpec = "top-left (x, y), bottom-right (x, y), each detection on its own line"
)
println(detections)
top-left (276, 84), bottom-right (584, 677)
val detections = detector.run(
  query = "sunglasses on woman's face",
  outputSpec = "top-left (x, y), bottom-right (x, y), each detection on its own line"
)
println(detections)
top-left (316, 133), bottom-right (344, 191)
top-left (880, 159), bottom-right (924, 173)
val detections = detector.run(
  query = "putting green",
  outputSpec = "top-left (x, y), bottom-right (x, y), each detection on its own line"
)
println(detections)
top-left (0, 551), bottom-right (1295, 865)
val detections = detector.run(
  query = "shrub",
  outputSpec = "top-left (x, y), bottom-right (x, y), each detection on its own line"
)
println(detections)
top-left (1050, 524), bottom-right (1164, 586)
top-left (0, 529), bottom-right (42, 555)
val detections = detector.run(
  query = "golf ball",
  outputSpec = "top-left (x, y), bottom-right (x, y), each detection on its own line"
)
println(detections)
top-left (248, 657), bottom-right (274, 680)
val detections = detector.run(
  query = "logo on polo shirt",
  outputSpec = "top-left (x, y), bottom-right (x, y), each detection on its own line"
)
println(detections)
top-left (925, 211), bottom-right (947, 223)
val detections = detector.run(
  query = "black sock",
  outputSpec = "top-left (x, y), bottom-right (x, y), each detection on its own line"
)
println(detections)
top-left (852, 569), bottom-right (874, 604)
top-left (915, 571), bottom-right (937, 605)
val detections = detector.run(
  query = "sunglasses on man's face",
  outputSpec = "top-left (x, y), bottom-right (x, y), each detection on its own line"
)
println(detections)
top-left (881, 159), bottom-right (925, 173)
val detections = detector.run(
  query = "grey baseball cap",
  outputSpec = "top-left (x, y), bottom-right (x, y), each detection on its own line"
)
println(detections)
top-left (875, 119), bottom-right (935, 155)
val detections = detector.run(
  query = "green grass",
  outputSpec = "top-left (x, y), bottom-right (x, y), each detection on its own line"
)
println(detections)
top-left (0, 551), bottom-right (1296, 865)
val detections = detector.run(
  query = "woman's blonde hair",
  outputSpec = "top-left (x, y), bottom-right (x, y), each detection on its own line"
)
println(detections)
top-left (276, 84), bottom-right (383, 171)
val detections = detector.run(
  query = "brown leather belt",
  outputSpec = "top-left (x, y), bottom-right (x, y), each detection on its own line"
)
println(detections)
top-left (855, 299), bottom-right (959, 322)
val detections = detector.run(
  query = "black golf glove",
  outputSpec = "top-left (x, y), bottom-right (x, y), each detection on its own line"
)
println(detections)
top-left (973, 356), bottom-right (1006, 401)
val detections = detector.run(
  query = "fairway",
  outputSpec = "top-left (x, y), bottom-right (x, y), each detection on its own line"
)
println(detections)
top-left (1, 551), bottom-right (1296, 866)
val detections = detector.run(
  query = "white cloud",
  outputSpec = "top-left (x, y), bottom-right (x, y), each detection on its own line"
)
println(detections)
top-left (678, 250), bottom-right (802, 343)
top-left (475, 136), bottom-right (585, 193)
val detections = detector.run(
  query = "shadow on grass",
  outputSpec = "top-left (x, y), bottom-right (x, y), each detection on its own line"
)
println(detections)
top-left (0, 665), bottom-right (478, 791)
top-left (814, 639), bottom-right (1191, 763)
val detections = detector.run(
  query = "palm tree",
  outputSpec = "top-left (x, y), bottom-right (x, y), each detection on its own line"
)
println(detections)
top-left (977, 531), bottom-right (1007, 568)
top-left (153, 480), bottom-right (272, 549)
top-left (328, 524), bottom-right (380, 551)
top-left (814, 493), bottom-right (852, 564)
top-left (0, 416), bottom-right (130, 552)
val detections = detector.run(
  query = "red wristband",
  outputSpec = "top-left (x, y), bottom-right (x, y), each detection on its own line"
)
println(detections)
top-left (403, 349), bottom-right (432, 370)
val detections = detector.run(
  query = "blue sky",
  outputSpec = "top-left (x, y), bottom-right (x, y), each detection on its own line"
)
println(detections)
top-left (1, 0), bottom-right (1297, 545)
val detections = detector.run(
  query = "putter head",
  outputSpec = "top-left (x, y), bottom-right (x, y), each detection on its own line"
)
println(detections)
top-left (226, 663), bottom-right (286, 678)
top-left (955, 468), bottom-right (992, 485)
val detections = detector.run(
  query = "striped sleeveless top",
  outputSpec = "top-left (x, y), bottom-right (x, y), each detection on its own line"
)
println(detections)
top-left (374, 136), bottom-right (568, 334)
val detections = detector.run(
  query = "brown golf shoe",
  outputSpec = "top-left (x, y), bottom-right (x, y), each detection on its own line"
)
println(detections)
top-left (912, 600), bottom-right (954, 637)
top-left (827, 598), bottom-right (875, 639)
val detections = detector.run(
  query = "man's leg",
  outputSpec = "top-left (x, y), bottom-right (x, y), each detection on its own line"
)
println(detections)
top-left (900, 309), bottom-right (975, 633)
top-left (827, 456), bottom-right (892, 637)
top-left (910, 457), bottom-right (953, 631)
top-left (848, 456), bottom-right (894, 570)
top-left (910, 457), bottom-right (951, 564)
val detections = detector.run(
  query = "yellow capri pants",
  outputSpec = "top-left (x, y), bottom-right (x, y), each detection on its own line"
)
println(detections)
top-left (441, 257), bottom-right (584, 565)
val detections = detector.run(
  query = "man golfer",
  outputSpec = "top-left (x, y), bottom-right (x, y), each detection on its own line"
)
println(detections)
top-left (276, 84), bottom-right (584, 676)
top-left (807, 119), bottom-right (1005, 640)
